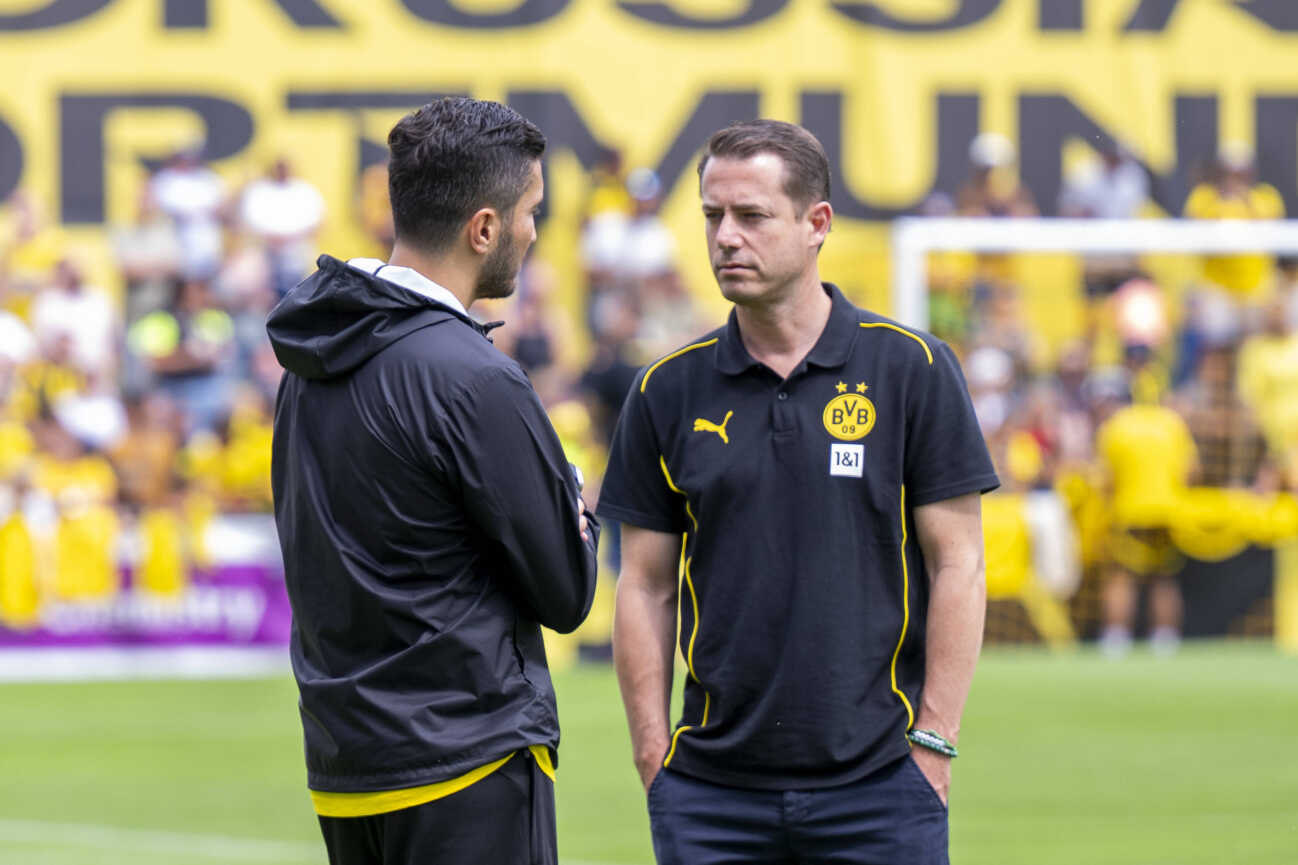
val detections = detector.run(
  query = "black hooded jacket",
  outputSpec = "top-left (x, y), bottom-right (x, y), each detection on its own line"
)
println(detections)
top-left (267, 255), bottom-right (598, 793)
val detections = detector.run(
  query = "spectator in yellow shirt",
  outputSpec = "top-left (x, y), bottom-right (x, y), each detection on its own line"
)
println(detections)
top-left (1237, 297), bottom-right (1298, 487)
top-left (1183, 144), bottom-right (1285, 303)
top-left (1095, 388), bottom-right (1199, 656)
top-left (31, 415), bottom-right (119, 601)
top-left (109, 393), bottom-right (182, 510)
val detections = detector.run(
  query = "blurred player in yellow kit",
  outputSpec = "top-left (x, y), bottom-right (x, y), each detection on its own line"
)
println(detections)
top-left (1096, 385), bottom-right (1198, 656)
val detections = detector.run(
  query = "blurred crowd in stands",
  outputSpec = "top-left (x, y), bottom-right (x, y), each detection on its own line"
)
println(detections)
top-left (0, 149), bottom-right (319, 617)
top-left (2, 130), bottom-right (1296, 648)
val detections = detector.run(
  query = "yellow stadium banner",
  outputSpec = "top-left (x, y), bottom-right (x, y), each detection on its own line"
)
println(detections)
top-left (2, 0), bottom-right (1298, 318)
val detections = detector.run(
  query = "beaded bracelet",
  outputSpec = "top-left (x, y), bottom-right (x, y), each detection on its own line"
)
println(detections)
top-left (907, 728), bottom-right (958, 758)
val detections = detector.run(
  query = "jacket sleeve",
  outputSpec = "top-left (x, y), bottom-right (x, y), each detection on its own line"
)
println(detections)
top-left (445, 364), bottom-right (599, 633)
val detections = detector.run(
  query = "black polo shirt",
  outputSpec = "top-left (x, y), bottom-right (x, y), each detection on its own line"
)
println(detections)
top-left (597, 284), bottom-right (998, 791)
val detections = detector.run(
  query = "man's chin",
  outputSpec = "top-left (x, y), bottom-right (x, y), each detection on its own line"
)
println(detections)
top-left (716, 273), bottom-right (762, 302)
top-left (475, 276), bottom-right (519, 302)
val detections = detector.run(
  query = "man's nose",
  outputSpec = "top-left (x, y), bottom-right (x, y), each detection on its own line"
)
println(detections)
top-left (714, 214), bottom-right (741, 249)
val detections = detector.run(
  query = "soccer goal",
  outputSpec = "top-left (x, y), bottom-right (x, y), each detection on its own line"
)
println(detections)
top-left (890, 216), bottom-right (1298, 654)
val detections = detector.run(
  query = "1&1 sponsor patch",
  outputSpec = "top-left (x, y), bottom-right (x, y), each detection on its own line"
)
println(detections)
top-left (830, 443), bottom-right (864, 477)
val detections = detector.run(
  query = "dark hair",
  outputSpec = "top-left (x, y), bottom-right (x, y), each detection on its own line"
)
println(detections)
top-left (387, 97), bottom-right (546, 252)
top-left (697, 119), bottom-right (831, 210)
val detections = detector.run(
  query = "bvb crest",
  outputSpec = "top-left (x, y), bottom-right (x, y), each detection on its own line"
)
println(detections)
top-left (822, 382), bottom-right (876, 441)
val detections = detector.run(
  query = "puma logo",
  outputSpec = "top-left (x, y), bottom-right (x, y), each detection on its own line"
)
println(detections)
top-left (693, 411), bottom-right (734, 444)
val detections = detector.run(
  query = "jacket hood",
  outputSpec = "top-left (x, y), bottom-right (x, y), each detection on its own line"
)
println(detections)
top-left (267, 255), bottom-right (486, 380)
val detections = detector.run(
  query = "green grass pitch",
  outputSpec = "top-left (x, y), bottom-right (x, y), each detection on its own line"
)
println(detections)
top-left (0, 641), bottom-right (1294, 864)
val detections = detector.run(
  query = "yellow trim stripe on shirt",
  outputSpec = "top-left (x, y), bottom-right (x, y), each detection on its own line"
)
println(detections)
top-left (889, 486), bottom-right (916, 729)
top-left (664, 557), bottom-right (710, 768)
top-left (859, 322), bottom-right (933, 365)
top-left (659, 455), bottom-right (698, 534)
top-left (641, 339), bottom-right (718, 393)
top-left (657, 459), bottom-right (711, 768)
top-left (309, 745), bottom-right (555, 818)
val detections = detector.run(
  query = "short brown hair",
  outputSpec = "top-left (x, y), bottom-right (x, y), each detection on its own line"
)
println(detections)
top-left (697, 119), bottom-right (831, 210)
top-left (388, 97), bottom-right (546, 253)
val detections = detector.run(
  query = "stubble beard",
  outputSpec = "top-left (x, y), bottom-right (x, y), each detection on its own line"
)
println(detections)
top-left (475, 229), bottom-right (519, 301)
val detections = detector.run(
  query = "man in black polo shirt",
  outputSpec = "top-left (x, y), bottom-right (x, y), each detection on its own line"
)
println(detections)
top-left (599, 120), bottom-right (997, 864)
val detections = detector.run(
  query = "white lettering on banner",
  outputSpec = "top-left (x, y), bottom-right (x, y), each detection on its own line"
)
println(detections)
top-left (41, 586), bottom-right (269, 640)
top-left (221, 589), bottom-right (268, 641)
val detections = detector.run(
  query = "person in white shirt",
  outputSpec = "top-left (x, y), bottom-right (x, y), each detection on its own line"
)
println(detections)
top-left (30, 259), bottom-right (118, 377)
top-left (150, 147), bottom-right (228, 280)
top-left (239, 158), bottom-right (325, 298)
top-left (1059, 142), bottom-right (1150, 299)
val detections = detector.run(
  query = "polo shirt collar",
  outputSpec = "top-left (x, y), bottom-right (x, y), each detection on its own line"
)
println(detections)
top-left (805, 283), bottom-right (859, 369)
top-left (715, 282), bottom-right (857, 376)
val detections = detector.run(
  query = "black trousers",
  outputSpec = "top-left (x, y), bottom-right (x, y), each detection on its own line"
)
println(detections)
top-left (317, 751), bottom-right (556, 865)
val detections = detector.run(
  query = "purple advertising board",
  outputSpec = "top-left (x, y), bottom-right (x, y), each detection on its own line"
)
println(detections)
top-left (0, 564), bottom-right (292, 648)
top-left (0, 515), bottom-right (291, 680)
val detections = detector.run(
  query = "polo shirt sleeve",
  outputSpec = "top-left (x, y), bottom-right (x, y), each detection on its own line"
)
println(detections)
top-left (903, 340), bottom-right (1000, 506)
top-left (595, 373), bottom-right (689, 535)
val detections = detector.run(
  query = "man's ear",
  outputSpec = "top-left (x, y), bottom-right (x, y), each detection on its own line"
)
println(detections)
top-left (807, 200), bottom-right (833, 247)
top-left (466, 208), bottom-right (500, 255)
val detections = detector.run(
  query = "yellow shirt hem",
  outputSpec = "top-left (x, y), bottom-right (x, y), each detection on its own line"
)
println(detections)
top-left (309, 745), bottom-right (555, 818)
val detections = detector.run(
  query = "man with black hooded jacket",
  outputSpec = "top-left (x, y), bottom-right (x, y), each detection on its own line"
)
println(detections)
top-left (267, 97), bottom-right (599, 865)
